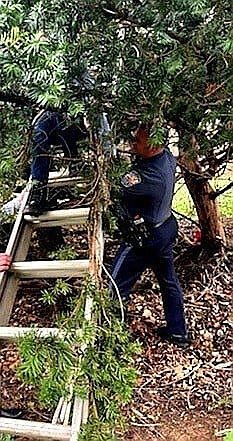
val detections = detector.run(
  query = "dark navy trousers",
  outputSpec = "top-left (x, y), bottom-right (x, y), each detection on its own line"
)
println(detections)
top-left (111, 215), bottom-right (187, 336)
top-left (31, 114), bottom-right (84, 182)
top-left (31, 112), bottom-right (63, 182)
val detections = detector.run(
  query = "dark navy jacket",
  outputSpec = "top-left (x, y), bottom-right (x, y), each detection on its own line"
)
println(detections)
top-left (120, 149), bottom-right (176, 225)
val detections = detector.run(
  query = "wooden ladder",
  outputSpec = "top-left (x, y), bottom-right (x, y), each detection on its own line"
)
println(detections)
top-left (0, 171), bottom-right (104, 440)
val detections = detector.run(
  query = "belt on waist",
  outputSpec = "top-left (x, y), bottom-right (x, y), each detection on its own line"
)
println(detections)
top-left (148, 214), bottom-right (172, 229)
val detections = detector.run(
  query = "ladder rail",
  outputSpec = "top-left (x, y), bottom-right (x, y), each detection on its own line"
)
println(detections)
top-left (0, 161), bottom-right (105, 440)
top-left (0, 184), bottom-right (33, 325)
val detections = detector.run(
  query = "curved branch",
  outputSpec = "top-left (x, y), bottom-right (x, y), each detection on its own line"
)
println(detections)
top-left (177, 161), bottom-right (212, 181)
top-left (209, 181), bottom-right (233, 200)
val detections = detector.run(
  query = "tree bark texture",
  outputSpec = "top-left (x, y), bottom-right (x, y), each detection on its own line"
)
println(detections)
top-left (179, 143), bottom-right (226, 251)
top-left (184, 174), bottom-right (226, 251)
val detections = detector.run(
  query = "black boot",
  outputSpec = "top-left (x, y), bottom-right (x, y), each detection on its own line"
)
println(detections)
top-left (156, 326), bottom-right (191, 348)
top-left (24, 180), bottom-right (48, 216)
top-left (0, 408), bottom-right (24, 418)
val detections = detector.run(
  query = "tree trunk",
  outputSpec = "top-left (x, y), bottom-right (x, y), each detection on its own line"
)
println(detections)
top-left (184, 174), bottom-right (226, 251)
top-left (179, 142), bottom-right (226, 252)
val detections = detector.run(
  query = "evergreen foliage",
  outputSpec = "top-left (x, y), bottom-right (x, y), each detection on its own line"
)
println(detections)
top-left (0, 0), bottom-right (231, 150)
top-left (17, 277), bottom-right (140, 438)
top-left (0, 104), bottom-right (31, 199)
top-left (0, 436), bottom-right (14, 441)
top-left (1, 1), bottom-right (231, 215)
top-left (49, 245), bottom-right (77, 261)
top-left (0, 434), bottom-right (14, 441)
top-left (40, 279), bottom-right (73, 306)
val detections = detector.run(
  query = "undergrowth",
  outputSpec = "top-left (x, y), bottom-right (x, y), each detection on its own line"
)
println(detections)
top-left (49, 245), bottom-right (77, 260)
top-left (40, 279), bottom-right (72, 305)
top-left (17, 276), bottom-right (140, 440)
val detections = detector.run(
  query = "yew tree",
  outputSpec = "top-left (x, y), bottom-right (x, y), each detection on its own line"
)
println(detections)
top-left (0, 0), bottom-right (232, 250)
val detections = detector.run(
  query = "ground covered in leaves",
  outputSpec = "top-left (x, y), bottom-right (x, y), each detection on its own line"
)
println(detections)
top-left (0, 219), bottom-right (232, 440)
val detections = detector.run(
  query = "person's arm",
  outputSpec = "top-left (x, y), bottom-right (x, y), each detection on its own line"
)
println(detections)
top-left (0, 253), bottom-right (12, 272)
top-left (121, 169), bottom-right (164, 198)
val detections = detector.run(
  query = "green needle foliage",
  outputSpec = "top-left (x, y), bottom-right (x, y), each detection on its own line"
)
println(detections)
top-left (78, 420), bottom-right (118, 441)
top-left (17, 276), bottom-right (140, 439)
top-left (0, 104), bottom-right (31, 198)
top-left (103, 157), bottom-right (131, 233)
top-left (49, 245), bottom-right (77, 261)
top-left (18, 332), bottom-right (75, 407)
top-left (1, 0), bottom-right (232, 248)
top-left (1, 0), bottom-right (231, 149)
top-left (0, 436), bottom-right (14, 441)
top-left (40, 278), bottom-right (73, 306)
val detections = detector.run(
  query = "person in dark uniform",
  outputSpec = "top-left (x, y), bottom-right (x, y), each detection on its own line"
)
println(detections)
top-left (111, 124), bottom-right (189, 347)
top-left (24, 110), bottom-right (88, 215)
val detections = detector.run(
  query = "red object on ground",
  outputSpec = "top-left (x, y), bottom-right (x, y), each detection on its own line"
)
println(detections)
top-left (193, 229), bottom-right (202, 243)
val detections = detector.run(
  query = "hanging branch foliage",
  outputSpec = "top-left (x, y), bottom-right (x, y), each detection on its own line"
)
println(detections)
top-left (1, 1), bottom-right (232, 175)
top-left (17, 277), bottom-right (140, 438)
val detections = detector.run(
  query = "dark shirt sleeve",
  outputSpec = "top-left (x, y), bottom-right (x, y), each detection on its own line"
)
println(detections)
top-left (122, 178), bottom-right (164, 199)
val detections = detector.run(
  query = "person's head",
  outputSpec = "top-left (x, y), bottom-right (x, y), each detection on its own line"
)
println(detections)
top-left (129, 123), bottom-right (164, 158)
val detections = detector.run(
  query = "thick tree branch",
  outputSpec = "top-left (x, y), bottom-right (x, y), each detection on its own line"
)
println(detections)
top-left (0, 91), bottom-right (33, 107)
top-left (165, 29), bottom-right (187, 44)
top-left (177, 160), bottom-right (213, 181)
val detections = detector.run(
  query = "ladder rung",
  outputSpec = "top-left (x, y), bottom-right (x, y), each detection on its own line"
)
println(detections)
top-left (48, 176), bottom-right (84, 188)
top-left (0, 327), bottom-right (65, 341)
top-left (24, 207), bottom-right (89, 227)
top-left (49, 169), bottom-right (69, 179)
top-left (11, 260), bottom-right (89, 278)
top-left (0, 418), bottom-right (71, 440)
